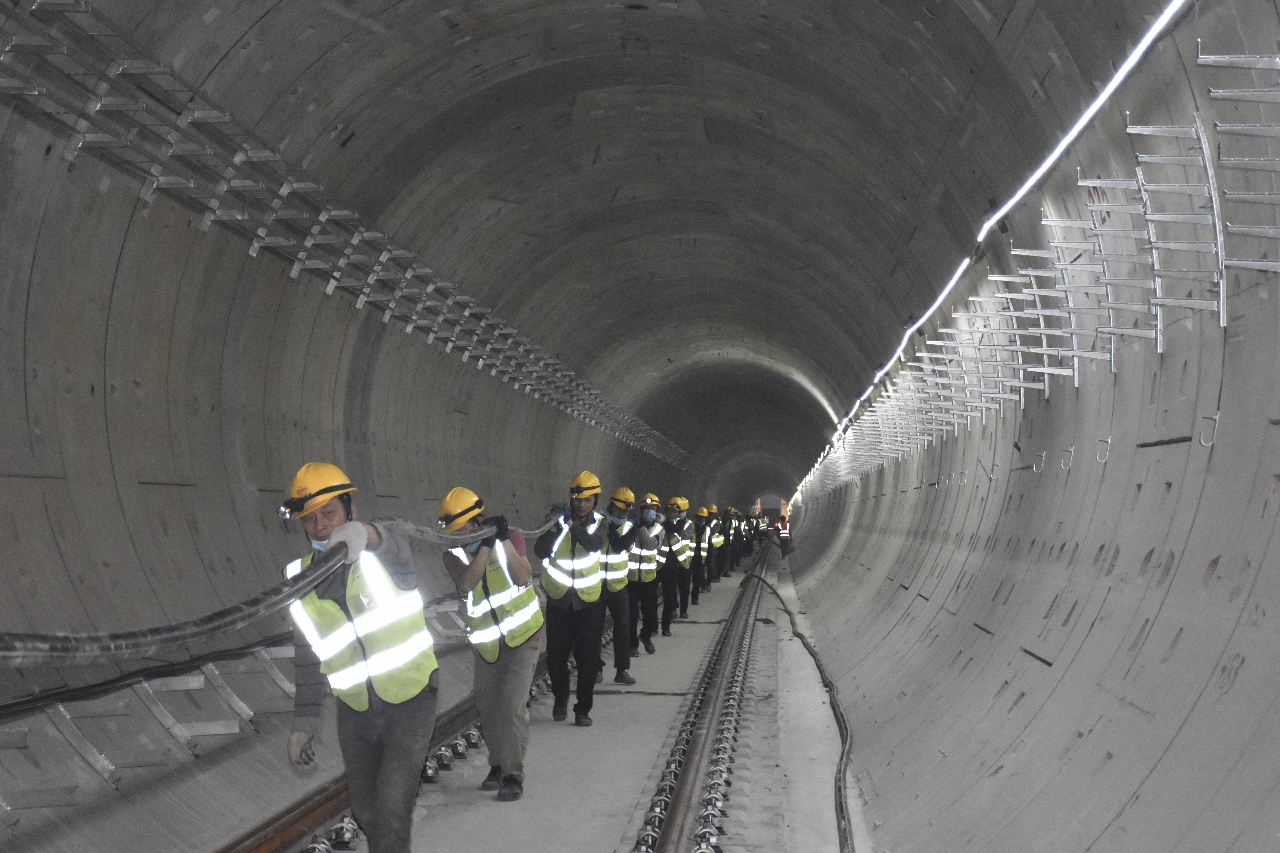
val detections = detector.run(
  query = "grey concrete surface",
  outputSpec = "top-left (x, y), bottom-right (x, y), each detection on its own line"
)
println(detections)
top-left (4, 1), bottom-right (1280, 851)
top-left (413, 587), bottom-right (739, 853)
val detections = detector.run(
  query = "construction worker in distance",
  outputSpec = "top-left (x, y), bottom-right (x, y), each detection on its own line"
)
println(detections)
top-left (708, 503), bottom-right (726, 585)
top-left (280, 463), bottom-right (438, 853)
top-left (627, 494), bottom-right (662, 654)
top-left (439, 487), bottom-right (543, 802)
top-left (727, 507), bottom-right (743, 573)
top-left (691, 507), bottom-right (713, 601)
top-left (534, 471), bottom-right (607, 726)
top-left (599, 487), bottom-right (640, 685)
top-left (658, 496), bottom-right (694, 632)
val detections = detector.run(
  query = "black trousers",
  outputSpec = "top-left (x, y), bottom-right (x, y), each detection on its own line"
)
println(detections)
top-left (691, 559), bottom-right (705, 602)
top-left (337, 682), bottom-right (438, 853)
top-left (600, 586), bottom-right (631, 672)
top-left (545, 600), bottom-right (606, 715)
top-left (677, 564), bottom-right (692, 613)
top-left (630, 578), bottom-right (658, 644)
top-left (659, 564), bottom-right (680, 629)
top-left (706, 547), bottom-right (720, 582)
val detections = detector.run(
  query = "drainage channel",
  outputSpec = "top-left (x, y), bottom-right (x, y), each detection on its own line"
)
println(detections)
top-left (635, 552), bottom-right (767, 853)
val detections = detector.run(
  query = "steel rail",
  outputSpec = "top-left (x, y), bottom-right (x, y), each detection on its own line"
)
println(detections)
top-left (633, 548), bottom-right (767, 853)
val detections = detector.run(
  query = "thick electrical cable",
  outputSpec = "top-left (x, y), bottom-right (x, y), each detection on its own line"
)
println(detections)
top-left (0, 545), bottom-right (347, 668)
top-left (743, 563), bottom-right (856, 853)
top-left (0, 515), bottom-right (561, 669)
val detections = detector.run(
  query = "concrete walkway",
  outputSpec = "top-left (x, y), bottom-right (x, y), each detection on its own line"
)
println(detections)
top-left (410, 583), bottom-right (738, 853)
top-left (394, 552), bottom-right (858, 853)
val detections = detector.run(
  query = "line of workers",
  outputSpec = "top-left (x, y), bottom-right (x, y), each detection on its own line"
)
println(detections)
top-left (277, 463), bottom-right (771, 853)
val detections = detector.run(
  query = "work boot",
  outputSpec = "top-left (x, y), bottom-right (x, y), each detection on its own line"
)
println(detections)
top-left (662, 628), bottom-right (672, 637)
top-left (679, 609), bottom-right (688, 619)
top-left (702, 585), bottom-right (712, 593)
top-left (575, 712), bottom-right (592, 727)
top-left (552, 700), bottom-right (568, 722)
top-left (614, 669), bottom-right (636, 685)
top-left (480, 765), bottom-right (503, 791)
top-left (630, 643), bottom-right (639, 656)
top-left (496, 775), bottom-right (523, 802)
top-left (644, 639), bottom-right (656, 654)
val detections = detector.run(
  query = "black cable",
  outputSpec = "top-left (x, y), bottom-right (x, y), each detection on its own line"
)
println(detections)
top-left (741, 560), bottom-right (857, 853)
top-left (0, 544), bottom-right (349, 668)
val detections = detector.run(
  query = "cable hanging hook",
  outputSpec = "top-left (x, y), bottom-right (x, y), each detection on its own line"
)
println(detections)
top-left (1032, 451), bottom-right (1046, 474)
top-left (1199, 411), bottom-right (1219, 447)
top-left (1061, 446), bottom-right (1074, 470)
top-left (1096, 436), bottom-right (1111, 463)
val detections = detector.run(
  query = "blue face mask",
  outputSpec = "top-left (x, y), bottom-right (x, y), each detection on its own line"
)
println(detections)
top-left (611, 514), bottom-right (627, 525)
top-left (310, 538), bottom-right (327, 551)
top-left (642, 509), bottom-right (657, 523)
top-left (465, 540), bottom-right (482, 554)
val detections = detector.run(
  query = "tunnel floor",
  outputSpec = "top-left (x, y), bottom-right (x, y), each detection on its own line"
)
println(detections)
top-left (307, 548), bottom-right (844, 853)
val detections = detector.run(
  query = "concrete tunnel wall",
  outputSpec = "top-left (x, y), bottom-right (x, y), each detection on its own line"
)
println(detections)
top-left (2, 0), bottom-right (1279, 850)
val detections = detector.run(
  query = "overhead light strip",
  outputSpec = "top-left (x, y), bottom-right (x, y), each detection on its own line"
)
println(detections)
top-left (824, 0), bottom-right (1192, 450)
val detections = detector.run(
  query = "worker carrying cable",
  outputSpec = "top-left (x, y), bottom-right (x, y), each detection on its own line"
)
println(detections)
top-left (600, 487), bottom-right (640, 685)
top-left (707, 503), bottom-right (726, 584)
top-left (627, 493), bottom-right (662, 655)
top-left (439, 487), bottom-right (544, 802)
top-left (691, 506), bottom-right (713, 600)
top-left (534, 471), bottom-right (607, 726)
top-left (280, 462), bottom-right (438, 853)
top-left (658, 496), bottom-right (693, 633)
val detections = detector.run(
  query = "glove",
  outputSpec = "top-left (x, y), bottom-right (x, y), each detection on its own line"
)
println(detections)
top-left (548, 503), bottom-right (570, 523)
top-left (480, 534), bottom-right (498, 550)
top-left (326, 521), bottom-right (367, 564)
top-left (490, 515), bottom-right (509, 541)
top-left (288, 732), bottom-right (316, 768)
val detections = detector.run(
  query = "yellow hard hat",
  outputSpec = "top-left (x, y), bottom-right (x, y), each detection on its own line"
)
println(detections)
top-left (641, 493), bottom-right (661, 507)
top-left (438, 486), bottom-right (484, 532)
top-left (709, 504), bottom-right (719, 514)
top-left (281, 462), bottom-right (356, 520)
top-left (570, 471), bottom-right (602, 498)
top-left (666, 496), bottom-right (689, 512)
top-left (696, 506), bottom-right (709, 518)
top-left (610, 487), bottom-right (635, 510)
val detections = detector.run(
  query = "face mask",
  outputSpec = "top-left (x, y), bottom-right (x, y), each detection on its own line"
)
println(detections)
top-left (642, 509), bottom-right (657, 523)
top-left (611, 514), bottom-right (627, 525)
top-left (465, 540), bottom-right (482, 554)
top-left (676, 512), bottom-right (686, 521)
top-left (310, 538), bottom-right (328, 551)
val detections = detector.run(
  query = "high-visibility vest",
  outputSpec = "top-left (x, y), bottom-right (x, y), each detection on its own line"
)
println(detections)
top-left (540, 512), bottom-right (605, 603)
top-left (692, 524), bottom-right (713, 563)
top-left (603, 518), bottom-right (633, 592)
top-left (710, 518), bottom-right (725, 550)
top-left (629, 522), bottom-right (662, 582)
top-left (286, 551), bottom-right (438, 711)
top-left (450, 541), bottom-right (544, 664)
top-left (658, 520), bottom-right (693, 569)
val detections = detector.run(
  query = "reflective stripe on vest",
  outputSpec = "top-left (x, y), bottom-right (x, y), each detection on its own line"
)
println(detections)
top-left (286, 550), bottom-right (437, 711)
top-left (540, 513), bottom-right (605, 602)
top-left (450, 541), bottom-right (545, 663)
top-left (659, 521), bottom-right (693, 569)
top-left (710, 519), bottom-right (725, 549)
top-left (604, 519), bottom-right (633, 592)
top-left (692, 525), bottom-right (713, 562)
top-left (629, 522), bottom-right (662, 582)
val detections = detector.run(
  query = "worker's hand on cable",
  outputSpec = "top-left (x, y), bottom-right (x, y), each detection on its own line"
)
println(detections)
top-left (489, 515), bottom-right (509, 541)
top-left (548, 503), bottom-right (570, 523)
top-left (326, 521), bottom-right (367, 564)
top-left (288, 732), bottom-right (316, 768)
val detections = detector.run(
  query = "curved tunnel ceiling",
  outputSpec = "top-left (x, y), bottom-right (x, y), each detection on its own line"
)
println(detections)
top-left (98, 0), bottom-right (1087, 489)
